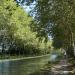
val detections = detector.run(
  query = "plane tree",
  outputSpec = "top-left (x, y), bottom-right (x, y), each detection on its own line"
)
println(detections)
top-left (30, 0), bottom-right (75, 57)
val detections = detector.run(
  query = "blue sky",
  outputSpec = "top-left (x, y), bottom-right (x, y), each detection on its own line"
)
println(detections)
top-left (17, 0), bottom-right (36, 12)
top-left (22, 1), bottom-right (36, 12)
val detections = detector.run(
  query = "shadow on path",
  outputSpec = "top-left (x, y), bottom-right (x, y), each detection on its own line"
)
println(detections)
top-left (50, 58), bottom-right (75, 75)
top-left (30, 58), bottom-right (75, 75)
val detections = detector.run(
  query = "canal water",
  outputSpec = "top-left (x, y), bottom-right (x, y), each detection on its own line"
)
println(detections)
top-left (0, 55), bottom-right (50, 75)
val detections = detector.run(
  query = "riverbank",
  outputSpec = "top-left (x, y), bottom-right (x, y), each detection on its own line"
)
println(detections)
top-left (30, 57), bottom-right (75, 75)
top-left (0, 54), bottom-right (50, 62)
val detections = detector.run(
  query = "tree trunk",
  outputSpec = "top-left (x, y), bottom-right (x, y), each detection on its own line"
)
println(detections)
top-left (68, 25), bottom-right (75, 57)
top-left (71, 32), bottom-right (75, 57)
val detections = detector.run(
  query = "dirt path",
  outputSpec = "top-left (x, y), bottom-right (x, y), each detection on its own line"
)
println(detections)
top-left (50, 59), bottom-right (75, 75)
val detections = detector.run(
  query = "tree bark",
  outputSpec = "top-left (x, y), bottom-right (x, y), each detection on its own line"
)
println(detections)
top-left (71, 32), bottom-right (75, 56)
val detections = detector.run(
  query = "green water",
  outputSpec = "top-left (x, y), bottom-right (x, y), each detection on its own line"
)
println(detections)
top-left (0, 55), bottom-right (50, 75)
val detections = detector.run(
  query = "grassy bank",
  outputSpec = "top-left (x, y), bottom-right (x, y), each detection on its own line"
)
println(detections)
top-left (0, 54), bottom-right (50, 62)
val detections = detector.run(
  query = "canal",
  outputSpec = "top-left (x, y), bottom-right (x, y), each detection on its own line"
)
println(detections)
top-left (0, 55), bottom-right (50, 75)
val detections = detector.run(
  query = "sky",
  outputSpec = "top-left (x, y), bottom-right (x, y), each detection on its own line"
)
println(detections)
top-left (17, 0), bottom-right (36, 13)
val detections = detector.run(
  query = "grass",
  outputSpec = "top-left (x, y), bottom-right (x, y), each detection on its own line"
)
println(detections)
top-left (0, 54), bottom-right (50, 61)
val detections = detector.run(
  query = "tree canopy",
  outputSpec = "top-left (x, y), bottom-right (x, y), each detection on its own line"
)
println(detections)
top-left (0, 0), bottom-right (51, 56)
top-left (30, 0), bottom-right (75, 57)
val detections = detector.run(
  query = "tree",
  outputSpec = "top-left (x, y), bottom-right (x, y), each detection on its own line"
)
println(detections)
top-left (0, 0), bottom-right (32, 55)
top-left (30, 0), bottom-right (75, 57)
top-left (0, 0), bottom-right (51, 56)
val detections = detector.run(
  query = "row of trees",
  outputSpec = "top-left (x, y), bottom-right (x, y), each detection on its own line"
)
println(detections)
top-left (30, 0), bottom-right (75, 58)
top-left (0, 0), bottom-right (51, 57)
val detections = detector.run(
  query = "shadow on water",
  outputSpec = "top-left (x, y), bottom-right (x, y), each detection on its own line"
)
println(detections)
top-left (29, 71), bottom-right (51, 75)
top-left (29, 71), bottom-right (42, 75)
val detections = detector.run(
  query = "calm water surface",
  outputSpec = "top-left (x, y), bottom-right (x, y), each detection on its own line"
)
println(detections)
top-left (0, 55), bottom-right (50, 75)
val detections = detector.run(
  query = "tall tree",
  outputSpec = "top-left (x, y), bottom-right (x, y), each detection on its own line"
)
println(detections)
top-left (30, 0), bottom-right (75, 57)
top-left (0, 0), bottom-right (51, 56)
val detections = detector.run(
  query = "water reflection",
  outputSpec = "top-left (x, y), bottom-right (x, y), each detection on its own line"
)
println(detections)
top-left (0, 55), bottom-right (50, 75)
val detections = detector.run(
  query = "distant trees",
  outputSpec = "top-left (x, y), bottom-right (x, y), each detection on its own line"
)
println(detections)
top-left (30, 0), bottom-right (75, 57)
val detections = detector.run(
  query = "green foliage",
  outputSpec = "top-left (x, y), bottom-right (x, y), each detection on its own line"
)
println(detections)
top-left (30, 0), bottom-right (75, 57)
top-left (0, 0), bottom-right (51, 56)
